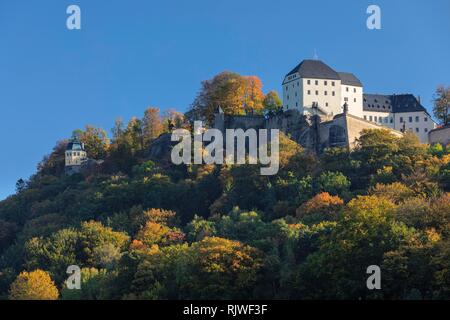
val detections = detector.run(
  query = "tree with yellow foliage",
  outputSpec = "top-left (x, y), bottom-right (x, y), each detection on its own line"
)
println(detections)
top-left (9, 269), bottom-right (59, 300)
top-left (188, 71), bottom-right (265, 123)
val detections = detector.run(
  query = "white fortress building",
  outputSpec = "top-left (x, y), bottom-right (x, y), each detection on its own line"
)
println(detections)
top-left (282, 59), bottom-right (436, 143)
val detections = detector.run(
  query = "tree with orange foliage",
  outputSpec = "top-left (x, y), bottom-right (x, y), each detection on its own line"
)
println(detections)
top-left (296, 192), bottom-right (344, 224)
top-left (188, 71), bottom-right (265, 123)
top-left (136, 221), bottom-right (185, 248)
top-left (9, 269), bottom-right (59, 300)
top-left (242, 76), bottom-right (264, 115)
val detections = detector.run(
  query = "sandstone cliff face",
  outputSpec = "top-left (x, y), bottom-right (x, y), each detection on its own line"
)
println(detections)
top-left (145, 133), bottom-right (176, 166)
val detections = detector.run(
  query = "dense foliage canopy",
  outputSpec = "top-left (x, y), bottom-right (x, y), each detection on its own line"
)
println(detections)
top-left (1, 78), bottom-right (449, 300)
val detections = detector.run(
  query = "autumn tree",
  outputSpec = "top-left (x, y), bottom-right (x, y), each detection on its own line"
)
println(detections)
top-left (263, 90), bottom-right (283, 114)
top-left (76, 125), bottom-right (110, 160)
top-left (242, 76), bottom-right (265, 115)
top-left (164, 109), bottom-right (186, 131)
top-left (183, 237), bottom-right (263, 299)
top-left (369, 182), bottom-right (415, 204)
top-left (9, 269), bottom-right (59, 300)
top-left (433, 85), bottom-right (449, 125)
top-left (136, 221), bottom-right (185, 248)
top-left (188, 71), bottom-right (265, 123)
top-left (142, 107), bottom-right (164, 147)
top-left (296, 192), bottom-right (344, 224)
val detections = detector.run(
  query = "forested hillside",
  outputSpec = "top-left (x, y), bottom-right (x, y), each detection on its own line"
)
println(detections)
top-left (0, 73), bottom-right (449, 300)
top-left (0, 116), bottom-right (449, 300)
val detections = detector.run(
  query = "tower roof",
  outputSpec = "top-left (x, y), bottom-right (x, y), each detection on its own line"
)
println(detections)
top-left (66, 139), bottom-right (85, 151)
top-left (284, 59), bottom-right (340, 80)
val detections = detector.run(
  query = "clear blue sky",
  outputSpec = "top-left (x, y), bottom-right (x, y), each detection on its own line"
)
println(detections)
top-left (0, 0), bottom-right (449, 200)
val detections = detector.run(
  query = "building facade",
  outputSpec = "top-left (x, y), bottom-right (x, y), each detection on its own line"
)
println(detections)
top-left (282, 59), bottom-right (436, 143)
top-left (65, 139), bottom-right (87, 174)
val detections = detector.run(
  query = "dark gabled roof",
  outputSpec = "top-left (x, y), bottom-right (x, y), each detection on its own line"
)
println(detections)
top-left (363, 93), bottom-right (428, 114)
top-left (390, 94), bottom-right (428, 113)
top-left (66, 140), bottom-right (85, 151)
top-left (363, 94), bottom-right (393, 112)
top-left (338, 72), bottom-right (363, 87)
top-left (285, 59), bottom-right (340, 80)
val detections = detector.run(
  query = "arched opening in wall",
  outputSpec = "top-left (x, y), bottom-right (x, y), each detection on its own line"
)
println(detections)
top-left (329, 125), bottom-right (346, 146)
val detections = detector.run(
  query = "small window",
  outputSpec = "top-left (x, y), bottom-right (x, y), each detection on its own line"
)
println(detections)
top-left (332, 91), bottom-right (335, 96)
top-left (297, 81), bottom-right (299, 86)
top-left (307, 90), bottom-right (311, 95)
top-left (390, 118), bottom-right (393, 123)
top-left (344, 97), bottom-right (348, 102)
top-left (425, 128), bottom-right (428, 132)
top-left (324, 81), bottom-right (327, 85)
top-left (353, 88), bottom-right (356, 93)
top-left (409, 117), bottom-right (413, 123)
top-left (415, 128), bottom-right (419, 133)
top-left (369, 116), bottom-right (373, 121)
top-left (296, 102), bottom-right (298, 107)
top-left (354, 98), bottom-right (356, 102)
top-left (332, 81), bottom-right (335, 86)
top-left (400, 117), bottom-right (404, 123)
top-left (307, 80), bottom-right (311, 85)
top-left (287, 95), bottom-right (289, 100)
top-left (324, 91), bottom-right (328, 96)
top-left (326, 102), bottom-right (329, 107)
top-left (346, 87), bottom-right (349, 92)
top-left (374, 116), bottom-right (378, 122)
top-left (315, 80), bottom-right (318, 85)
top-left (364, 115), bottom-right (367, 120)
top-left (424, 117), bottom-right (428, 122)
top-left (295, 92), bottom-right (297, 97)
top-left (315, 90), bottom-right (318, 95)
top-left (415, 116), bottom-right (419, 122)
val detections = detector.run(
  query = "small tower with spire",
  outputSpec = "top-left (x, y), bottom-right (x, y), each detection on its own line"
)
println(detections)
top-left (65, 138), bottom-right (87, 174)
